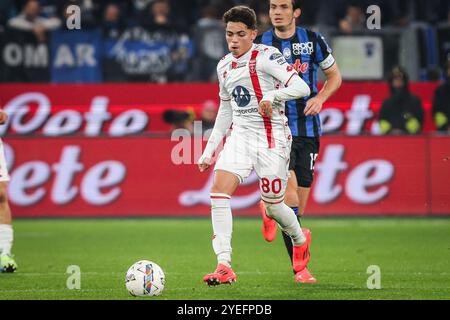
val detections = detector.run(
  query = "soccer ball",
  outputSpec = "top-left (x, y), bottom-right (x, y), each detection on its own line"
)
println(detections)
top-left (125, 260), bottom-right (165, 297)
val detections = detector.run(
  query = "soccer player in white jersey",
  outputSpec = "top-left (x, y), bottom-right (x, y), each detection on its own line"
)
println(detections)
top-left (0, 109), bottom-right (17, 273)
top-left (198, 5), bottom-right (312, 285)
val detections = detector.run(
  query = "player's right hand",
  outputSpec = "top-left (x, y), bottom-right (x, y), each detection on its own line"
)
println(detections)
top-left (259, 100), bottom-right (273, 118)
top-left (0, 111), bottom-right (8, 125)
top-left (198, 156), bottom-right (211, 172)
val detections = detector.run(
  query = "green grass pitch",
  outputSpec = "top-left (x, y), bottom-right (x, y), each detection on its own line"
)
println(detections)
top-left (0, 218), bottom-right (449, 300)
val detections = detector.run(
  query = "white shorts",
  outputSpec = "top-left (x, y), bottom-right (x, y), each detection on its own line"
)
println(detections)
top-left (214, 131), bottom-right (291, 203)
top-left (0, 139), bottom-right (10, 182)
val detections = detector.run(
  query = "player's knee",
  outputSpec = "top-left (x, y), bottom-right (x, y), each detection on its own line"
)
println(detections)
top-left (211, 183), bottom-right (231, 196)
top-left (263, 201), bottom-right (279, 219)
top-left (263, 201), bottom-right (289, 220)
top-left (211, 186), bottom-right (222, 194)
top-left (211, 179), bottom-right (223, 194)
top-left (210, 175), bottom-right (239, 196)
top-left (260, 191), bottom-right (285, 215)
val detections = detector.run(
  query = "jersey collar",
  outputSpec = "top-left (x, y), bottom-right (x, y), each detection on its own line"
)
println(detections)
top-left (271, 27), bottom-right (298, 41)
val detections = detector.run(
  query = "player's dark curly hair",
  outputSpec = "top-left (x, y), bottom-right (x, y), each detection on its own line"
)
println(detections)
top-left (223, 6), bottom-right (257, 30)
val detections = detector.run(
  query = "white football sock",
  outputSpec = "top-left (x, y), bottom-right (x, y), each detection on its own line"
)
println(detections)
top-left (0, 224), bottom-right (13, 256)
top-left (264, 202), bottom-right (305, 246)
top-left (210, 193), bottom-right (232, 267)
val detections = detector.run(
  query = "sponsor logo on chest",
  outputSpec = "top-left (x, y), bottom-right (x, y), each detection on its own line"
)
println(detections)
top-left (292, 42), bottom-right (314, 55)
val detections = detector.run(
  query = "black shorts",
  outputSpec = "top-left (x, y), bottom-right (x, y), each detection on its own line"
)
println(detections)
top-left (289, 137), bottom-right (320, 188)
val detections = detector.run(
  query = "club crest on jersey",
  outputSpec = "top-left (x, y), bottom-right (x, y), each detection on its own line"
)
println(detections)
top-left (283, 47), bottom-right (291, 60)
top-left (232, 86), bottom-right (251, 107)
top-left (249, 60), bottom-right (257, 74)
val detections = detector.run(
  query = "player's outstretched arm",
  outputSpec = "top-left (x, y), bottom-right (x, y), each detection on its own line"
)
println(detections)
top-left (198, 99), bottom-right (232, 172)
top-left (259, 75), bottom-right (309, 119)
top-left (261, 48), bottom-right (311, 107)
top-left (262, 74), bottom-right (311, 107)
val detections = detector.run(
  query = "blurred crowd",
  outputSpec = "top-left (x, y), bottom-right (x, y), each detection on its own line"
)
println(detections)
top-left (1, 0), bottom-right (450, 81)
top-left (1, 0), bottom-right (449, 32)
top-left (378, 62), bottom-right (450, 135)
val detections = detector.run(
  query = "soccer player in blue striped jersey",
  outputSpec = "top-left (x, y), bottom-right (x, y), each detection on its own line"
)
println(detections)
top-left (255, 0), bottom-right (342, 283)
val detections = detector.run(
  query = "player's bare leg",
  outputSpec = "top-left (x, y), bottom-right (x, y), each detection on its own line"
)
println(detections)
top-left (285, 171), bottom-right (300, 209)
top-left (203, 170), bottom-right (239, 286)
top-left (0, 182), bottom-right (17, 273)
top-left (297, 187), bottom-right (311, 218)
top-left (0, 183), bottom-right (12, 226)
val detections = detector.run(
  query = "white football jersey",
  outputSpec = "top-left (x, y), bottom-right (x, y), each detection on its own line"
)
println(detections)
top-left (217, 43), bottom-right (301, 149)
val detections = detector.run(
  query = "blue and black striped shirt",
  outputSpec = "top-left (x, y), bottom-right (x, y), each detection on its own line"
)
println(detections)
top-left (256, 27), bottom-right (334, 138)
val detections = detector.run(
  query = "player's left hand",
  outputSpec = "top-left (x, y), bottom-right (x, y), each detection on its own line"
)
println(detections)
top-left (198, 156), bottom-right (211, 172)
top-left (259, 101), bottom-right (273, 118)
top-left (304, 97), bottom-right (324, 116)
top-left (0, 111), bottom-right (8, 125)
